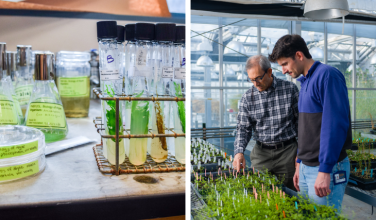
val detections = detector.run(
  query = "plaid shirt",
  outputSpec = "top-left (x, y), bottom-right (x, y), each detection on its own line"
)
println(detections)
top-left (234, 75), bottom-right (299, 155)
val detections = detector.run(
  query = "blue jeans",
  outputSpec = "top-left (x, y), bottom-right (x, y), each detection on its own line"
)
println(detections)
top-left (298, 157), bottom-right (350, 212)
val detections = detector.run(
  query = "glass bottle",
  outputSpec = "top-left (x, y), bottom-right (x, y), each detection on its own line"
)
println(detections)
top-left (25, 53), bottom-right (68, 143)
top-left (0, 43), bottom-right (20, 125)
top-left (56, 51), bottom-right (91, 118)
top-left (148, 23), bottom-right (176, 163)
top-left (15, 45), bottom-right (33, 117)
top-left (127, 23), bottom-right (154, 165)
top-left (172, 26), bottom-right (186, 164)
top-left (123, 24), bottom-right (136, 157)
top-left (97, 21), bottom-right (125, 165)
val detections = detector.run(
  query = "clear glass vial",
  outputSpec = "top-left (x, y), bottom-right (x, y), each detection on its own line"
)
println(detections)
top-left (15, 45), bottom-right (33, 117)
top-left (127, 23), bottom-right (154, 166)
top-left (56, 51), bottom-right (91, 118)
top-left (97, 21), bottom-right (125, 165)
top-left (24, 53), bottom-right (68, 143)
top-left (172, 26), bottom-right (186, 164)
top-left (123, 24), bottom-right (136, 157)
top-left (148, 23), bottom-right (176, 163)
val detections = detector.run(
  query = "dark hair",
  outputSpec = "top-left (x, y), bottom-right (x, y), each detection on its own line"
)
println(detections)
top-left (268, 34), bottom-right (312, 62)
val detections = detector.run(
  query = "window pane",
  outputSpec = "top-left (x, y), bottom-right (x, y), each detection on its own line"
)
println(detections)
top-left (261, 20), bottom-right (290, 81)
top-left (301, 21), bottom-right (325, 63)
top-left (356, 90), bottom-right (376, 121)
top-left (191, 89), bottom-right (220, 128)
top-left (355, 24), bottom-right (376, 89)
top-left (327, 22), bottom-right (354, 87)
top-left (191, 16), bottom-right (219, 87)
top-left (223, 88), bottom-right (248, 127)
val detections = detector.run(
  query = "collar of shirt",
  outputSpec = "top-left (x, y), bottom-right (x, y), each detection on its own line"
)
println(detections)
top-left (297, 61), bottom-right (321, 84)
top-left (254, 75), bottom-right (277, 94)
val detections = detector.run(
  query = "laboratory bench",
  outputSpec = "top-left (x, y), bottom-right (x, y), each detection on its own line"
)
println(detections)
top-left (0, 99), bottom-right (185, 220)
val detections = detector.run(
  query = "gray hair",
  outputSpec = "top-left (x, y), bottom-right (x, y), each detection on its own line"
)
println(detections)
top-left (245, 55), bottom-right (271, 72)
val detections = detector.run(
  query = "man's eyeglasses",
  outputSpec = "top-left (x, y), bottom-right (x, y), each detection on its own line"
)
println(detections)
top-left (247, 71), bottom-right (267, 83)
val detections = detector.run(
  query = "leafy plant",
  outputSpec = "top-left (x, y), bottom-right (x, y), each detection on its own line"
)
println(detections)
top-left (192, 169), bottom-right (346, 219)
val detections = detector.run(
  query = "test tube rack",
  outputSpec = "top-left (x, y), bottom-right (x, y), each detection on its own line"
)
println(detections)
top-left (92, 88), bottom-right (186, 175)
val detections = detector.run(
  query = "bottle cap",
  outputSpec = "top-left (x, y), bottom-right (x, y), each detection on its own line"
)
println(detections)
top-left (34, 52), bottom-right (54, 81)
top-left (155, 23), bottom-right (176, 42)
top-left (0, 42), bottom-right (6, 71)
top-left (97, 21), bottom-right (117, 40)
top-left (135, 23), bottom-right (155, 41)
top-left (175, 26), bottom-right (185, 43)
top-left (116, 25), bottom-right (125, 43)
top-left (6, 51), bottom-right (17, 75)
top-left (125, 24), bottom-right (135, 41)
top-left (17, 45), bottom-right (32, 67)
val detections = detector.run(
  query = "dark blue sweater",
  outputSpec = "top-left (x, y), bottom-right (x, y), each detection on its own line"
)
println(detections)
top-left (296, 61), bottom-right (352, 173)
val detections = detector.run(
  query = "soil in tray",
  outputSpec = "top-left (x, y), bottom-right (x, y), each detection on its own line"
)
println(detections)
top-left (350, 173), bottom-right (375, 183)
top-left (350, 160), bottom-right (376, 169)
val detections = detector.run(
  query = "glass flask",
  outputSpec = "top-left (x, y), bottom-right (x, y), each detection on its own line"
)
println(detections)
top-left (15, 45), bottom-right (33, 117)
top-left (172, 26), bottom-right (186, 164)
top-left (97, 21), bottom-right (125, 165)
top-left (24, 53), bottom-right (68, 143)
top-left (56, 51), bottom-right (91, 118)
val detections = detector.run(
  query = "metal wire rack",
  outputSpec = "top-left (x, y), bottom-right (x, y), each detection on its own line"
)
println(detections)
top-left (93, 88), bottom-right (186, 175)
top-left (191, 183), bottom-right (215, 220)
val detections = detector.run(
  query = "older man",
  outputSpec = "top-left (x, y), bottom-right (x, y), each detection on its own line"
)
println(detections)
top-left (233, 55), bottom-right (299, 190)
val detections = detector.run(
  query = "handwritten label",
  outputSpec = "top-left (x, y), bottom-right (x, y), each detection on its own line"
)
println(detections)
top-left (100, 70), bottom-right (120, 80)
top-left (15, 84), bottom-right (33, 106)
top-left (162, 67), bottom-right (174, 78)
top-left (0, 160), bottom-right (39, 181)
top-left (0, 99), bottom-right (18, 125)
top-left (174, 68), bottom-right (186, 79)
top-left (0, 140), bottom-right (38, 159)
top-left (57, 77), bottom-right (90, 97)
top-left (136, 48), bottom-right (147, 67)
top-left (26, 103), bottom-right (67, 129)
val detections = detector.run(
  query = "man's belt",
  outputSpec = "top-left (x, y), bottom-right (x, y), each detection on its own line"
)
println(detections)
top-left (256, 138), bottom-right (296, 150)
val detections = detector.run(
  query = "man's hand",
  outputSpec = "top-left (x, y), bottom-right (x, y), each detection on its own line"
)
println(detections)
top-left (233, 153), bottom-right (246, 172)
top-left (314, 172), bottom-right (331, 197)
top-left (293, 163), bottom-right (300, 192)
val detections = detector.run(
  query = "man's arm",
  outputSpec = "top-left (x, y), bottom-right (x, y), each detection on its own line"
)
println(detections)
top-left (233, 94), bottom-right (253, 172)
top-left (292, 84), bottom-right (301, 164)
top-left (315, 70), bottom-right (350, 197)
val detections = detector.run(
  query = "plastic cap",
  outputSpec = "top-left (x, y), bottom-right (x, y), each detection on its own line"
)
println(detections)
top-left (0, 42), bottom-right (6, 70)
top-left (117, 25), bottom-right (125, 43)
top-left (125, 24), bottom-right (135, 41)
top-left (175, 26), bottom-right (185, 43)
top-left (17, 45), bottom-right (32, 67)
top-left (155, 23), bottom-right (176, 42)
top-left (57, 51), bottom-right (91, 61)
top-left (34, 53), bottom-right (54, 81)
top-left (135, 23), bottom-right (155, 41)
top-left (97, 21), bottom-right (117, 39)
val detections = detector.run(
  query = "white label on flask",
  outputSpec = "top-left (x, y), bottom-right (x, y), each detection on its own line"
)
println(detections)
top-left (136, 48), bottom-right (147, 67)
top-left (100, 70), bottom-right (120, 80)
top-left (174, 68), bottom-right (185, 79)
top-left (162, 67), bottom-right (174, 78)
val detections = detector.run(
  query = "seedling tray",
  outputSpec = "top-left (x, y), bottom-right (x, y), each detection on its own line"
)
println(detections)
top-left (350, 160), bottom-right (376, 169)
top-left (192, 163), bottom-right (220, 172)
top-left (191, 156), bottom-right (224, 165)
top-left (349, 174), bottom-right (376, 190)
